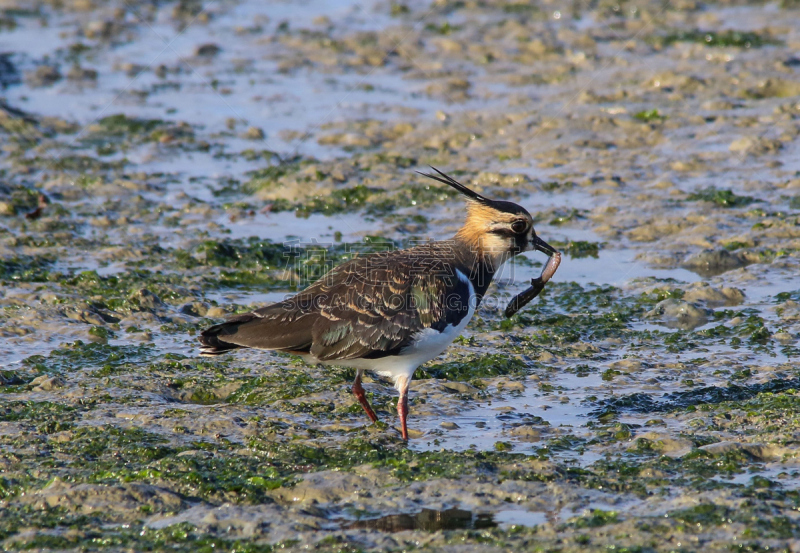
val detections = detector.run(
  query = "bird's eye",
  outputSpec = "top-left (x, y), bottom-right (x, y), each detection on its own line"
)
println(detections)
top-left (511, 220), bottom-right (527, 234)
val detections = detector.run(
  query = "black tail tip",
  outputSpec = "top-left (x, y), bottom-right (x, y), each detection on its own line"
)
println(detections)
top-left (198, 330), bottom-right (240, 357)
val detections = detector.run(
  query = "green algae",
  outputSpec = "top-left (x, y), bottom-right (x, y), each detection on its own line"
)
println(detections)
top-left (390, 3), bottom-right (410, 16)
top-left (49, 266), bottom-right (218, 314)
top-left (114, 526), bottom-right (281, 553)
top-left (590, 378), bottom-right (800, 418)
top-left (15, 153), bottom-right (126, 173)
top-left (247, 436), bottom-right (528, 483)
top-left (559, 240), bottom-right (601, 258)
top-left (366, 183), bottom-right (458, 215)
top-left (497, 280), bottom-right (783, 377)
top-left (0, 183), bottom-right (42, 213)
top-left (502, 289), bottom-right (634, 345)
top-left (569, 509), bottom-right (620, 529)
top-left (88, 325), bottom-right (114, 341)
top-left (193, 238), bottom-right (289, 270)
top-left (59, 426), bottom-right (174, 465)
top-left (0, 253), bottom-right (55, 281)
top-left (242, 156), bottom-right (314, 193)
top-left (76, 114), bottom-right (197, 155)
top-left (23, 341), bottom-right (155, 375)
top-left (0, 505), bottom-right (95, 543)
top-left (775, 289), bottom-right (800, 303)
top-left (0, 370), bottom-right (28, 387)
top-left (687, 187), bottom-right (756, 208)
top-left (0, 421), bottom-right (289, 504)
top-left (633, 109), bottom-right (665, 122)
top-left (226, 368), bottom-right (340, 405)
top-left (652, 30), bottom-right (780, 48)
top-left (0, 400), bottom-right (77, 434)
top-left (252, 182), bottom-right (459, 218)
top-left (424, 21), bottom-right (459, 35)
top-left (94, 448), bottom-right (290, 503)
top-left (237, 153), bottom-right (466, 216)
top-left (547, 207), bottom-right (586, 226)
top-left (178, 362), bottom-right (402, 418)
top-left (502, 2), bottom-right (540, 13)
top-left (668, 504), bottom-right (799, 539)
top-left (93, 114), bottom-right (165, 137)
top-left (417, 354), bottom-right (528, 381)
top-left (296, 185), bottom-right (374, 216)
top-left (167, 235), bottom-right (402, 289)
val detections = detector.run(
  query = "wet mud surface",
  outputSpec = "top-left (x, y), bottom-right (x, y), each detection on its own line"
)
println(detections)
top-left (1, 0), bottom-right (800, 550)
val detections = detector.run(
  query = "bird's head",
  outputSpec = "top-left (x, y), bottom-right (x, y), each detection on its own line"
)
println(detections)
top-left (418, 167), bottom-right (556, 266)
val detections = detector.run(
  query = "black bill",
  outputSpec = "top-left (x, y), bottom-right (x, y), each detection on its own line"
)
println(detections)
top-left (532, 235), bottom-right (557, 255)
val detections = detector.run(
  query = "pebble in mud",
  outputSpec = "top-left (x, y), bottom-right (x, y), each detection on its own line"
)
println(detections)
top-left (682, 248), bottom-right (753, 277)
top-left (178, 301), bottom-right (210, 317)
top-left (508, 426), bottom-right (542, 442)
top-left (241, 126), bottom-right (265, 140)
top-left (195, 43), bottom-right (221, 57)
top-left (644, 299), bottom-right (712, 330)
top-left (682, 282), bottom-right (745, 307)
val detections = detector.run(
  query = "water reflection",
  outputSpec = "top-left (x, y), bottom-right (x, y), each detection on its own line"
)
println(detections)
top-left (342, 507), bottom-right (496, 532)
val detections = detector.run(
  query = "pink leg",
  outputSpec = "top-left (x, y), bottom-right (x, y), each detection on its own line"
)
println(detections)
top-left (396, 377), bottom-right (410, 441)
top-left (352, 370), bottom-right (378, 423)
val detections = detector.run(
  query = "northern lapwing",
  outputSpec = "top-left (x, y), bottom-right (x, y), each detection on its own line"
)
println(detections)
top-left (198, 168), bottom-right (558, 440)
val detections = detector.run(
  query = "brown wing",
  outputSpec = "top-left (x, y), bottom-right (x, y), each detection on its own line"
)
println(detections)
top-left (198, 247), bottom-right (472, 360)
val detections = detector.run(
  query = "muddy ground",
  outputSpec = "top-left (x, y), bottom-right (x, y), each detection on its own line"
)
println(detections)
top-left (1, 0), bottom-right (800, 551)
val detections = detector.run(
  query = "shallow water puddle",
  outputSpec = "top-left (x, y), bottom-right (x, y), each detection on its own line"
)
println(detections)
top-left (413, 373), bottom-right (603, 460)
top-left (492, 509), bottom-right (549, 529)
top-left (215, 210), bottom-right (381, 242)
top-left (563, 249), bottom-right (699, 287)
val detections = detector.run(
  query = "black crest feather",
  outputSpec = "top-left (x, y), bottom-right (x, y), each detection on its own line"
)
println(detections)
top-left (415, 166), bottom-right (489, 203)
